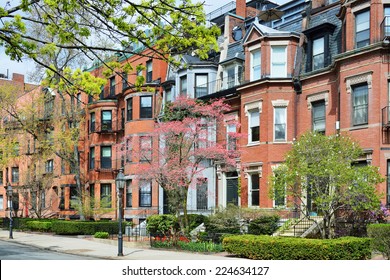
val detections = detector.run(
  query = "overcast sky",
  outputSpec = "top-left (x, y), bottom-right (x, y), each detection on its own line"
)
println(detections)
top-left (0, 0), bottom-right (291, 81)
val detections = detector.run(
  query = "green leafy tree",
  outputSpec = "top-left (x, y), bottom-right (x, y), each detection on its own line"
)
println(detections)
top-left (1, 0), bottom-right (220, 79)
top-left (270, 132), bottom-right (383, 239)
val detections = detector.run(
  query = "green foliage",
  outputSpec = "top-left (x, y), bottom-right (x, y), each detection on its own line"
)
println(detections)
top-left (205, 205), bottom-right (241, 235)
top-left (270, 132), bottom-right (383, 238)
top-left (51, 220), bottom-right (124, 235)
top-left (367, 223), bottom-right (390, 259)
top-left (26, 221), bottom-right (52, 232)
top-left (222, 235), bottom-right (371, 260)
top-left (177, 241), bottom-right (224, 253)
top-left (185, 214), bottom-right (209, 232)
top-left (93, 231), bottom-right (109, 239)
top-left (248, 215), bottom-right (280, 235)
top-left (146, 214), bottom-right (179, 236)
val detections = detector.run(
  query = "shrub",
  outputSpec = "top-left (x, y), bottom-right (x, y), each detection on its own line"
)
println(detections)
top-left (205, 205), bottom-right (241, 236)
top-left (177, 241), bottom-right (224, 253)
top-left (222, 235), bottom-right (371, 260)
top-left (367, 223), bottom-right (390, 259)
top-left (26, 221), bottom-right (52, 232)
top-left (146, 214), bottom-right (179, 236)
top-left (185, 214), bottom-right (209, 232)
top-left (94, 232), bottom-right (109, 239)
top-left (51, 220), bottom-right (124, 235)
top-left (248, 215), bottom-right (280, 235)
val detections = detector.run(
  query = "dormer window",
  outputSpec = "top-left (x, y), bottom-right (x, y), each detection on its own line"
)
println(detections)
top-left (250, 49), bottom-right (261, 81)
top-left (313, 37), bottom-right (325, 71)
top-left (303, 23), bottom-right (336, 73)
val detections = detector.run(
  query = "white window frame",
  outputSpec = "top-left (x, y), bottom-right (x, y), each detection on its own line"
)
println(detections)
top-left (245, 101), bottom-right (262, 145)
top-left (250, 48), bottom-right (261, 81)
top-left (272, 100), bottom-right (288, 142)
top-left (271, 45), bottom-right (287, 78)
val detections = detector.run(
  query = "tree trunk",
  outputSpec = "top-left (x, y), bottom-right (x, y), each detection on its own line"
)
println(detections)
top-left (74, 145), bottom-right (85, 221)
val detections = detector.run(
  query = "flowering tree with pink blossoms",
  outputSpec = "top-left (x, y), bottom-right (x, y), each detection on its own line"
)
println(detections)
top-left (132, 96), bottom-right (240, 232)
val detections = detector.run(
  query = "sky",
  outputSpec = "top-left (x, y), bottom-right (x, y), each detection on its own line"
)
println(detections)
top-left (0, 0), bottom-right (291, 82)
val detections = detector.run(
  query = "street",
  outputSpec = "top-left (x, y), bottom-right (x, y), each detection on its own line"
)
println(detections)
top-left (0, 240), bottom-right (100, 260)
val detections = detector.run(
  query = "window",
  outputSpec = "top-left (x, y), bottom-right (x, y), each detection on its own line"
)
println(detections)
top-left (126, 180), bottom-right (132, 208)
top-left (140, 96), bottom-right (153, 119)
top-left (195, 74), bottom-right (208, 98)
top-left (352, 84), bottom-right (368, 125)
top-left (146, 60), bottom-right (153, 83)
top-left (385, 7), bottom-right (390, 38)
top-left (312, 37), bottom-right (324, 71)
top-left (271, 46), bottom-right (287, 77)
top-left (248, 110), bottom-right (260, 143)
top-left (101, 110), bottom-right (112, 131)
top-left (274, 107), bottom-right (287, 141)
top-left (126, 137), bottom-right (133, 163)
top-left (180, 75), bottom-right (187, 95)
top-left (89, 147), bottom-right (95, 169)
top-left (45, 159), bottom-right (54, 173)
top-left (101, 146), bottom-right (112, 169)
top-left (100, 184), bottom-right (112, 208)
top-left (250, 174), bottom-right (260, 207)
top-left (227, 123), bottom-right (237, 151)
top-left (122, 73), bottom-right (128, 91)
top-left (90, 112), bottom-right (95, 133)
top-left (109, 76), bottom-right (116, 96)
top-left (0, 170), bottom-right (3, 185)
top-left (90, 184), bottom-right (95, 200)
top-left (121, 108), bottom-right (125, 129)
top-left (41, 191), bottom-right (46, 209)
top-left (127, 98), bottom-right (133, 121)
top-left (140, 136), bottom-right (152, 162)
top-left (88, 94), bottom-right (94, 103)
top-left (139, 180), bottom-right (152, 207)
top-left (137, 64), bottom-right (143, 77)
top-left (44, 93), bottom-right (54, 118)
top-left (13, 142), bottom-right (19, 156)
top-left (312, 100), bottom-right (326, 133)
top-left (355, 10), bottom-right (370, 48)
top-left (0, 195), bottom-right (3, 210)
top-left (165, 88), bottom-right (173, 103)
top-left (196, 178), bottom-right (208, 210)
top-left (12, 167), bottom-right (19, 183)
top-left (250, 49), bottom-right (261, 81)
top-left (226, 172), bottom-right (239, 206)
top-left (77, 93), bottom-right (82, 108)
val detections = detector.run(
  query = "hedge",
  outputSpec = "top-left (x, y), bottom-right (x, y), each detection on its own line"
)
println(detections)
top-left (367, 223), bottom-right (390, 259)
top-left (222, 235), bottom-right (371, 260)
top-left (51, 220), bottom-right (124, 235)
top-left (94, 232), bottom-right (110, 239)
top-left (248, 215), bottom-right (280, 235)
top-left (26, 221), bottom-right (52, 232)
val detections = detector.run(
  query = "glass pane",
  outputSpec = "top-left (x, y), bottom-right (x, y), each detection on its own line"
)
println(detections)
top-left (250, 110), bottom-right (259, 127)
top-left (196, 75), bottom-right (207, 87)
top-left (272, 46), bottom-right (286, 63)
top-left (101, 147), bottom-right (111, 157)
top-left (226, 178), bottom-right (238, 205)
top-left (356, 11), bottom-right (370, 32)
top-left (102, 111), bottom-right (111, 120)
top-left (141, 96), bottom-right (152, 107)
top-left (313, 37), bottom-right (324, 56)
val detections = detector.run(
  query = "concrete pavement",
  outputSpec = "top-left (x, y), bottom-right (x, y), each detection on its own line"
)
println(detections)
top-left (0, 229), bottom-right (236, 260)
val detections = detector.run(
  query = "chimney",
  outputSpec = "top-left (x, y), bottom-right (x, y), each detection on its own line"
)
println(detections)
top-left (236, 0), bottom-right (246, 18)
top-left (12, 73), bottom-right (25, 84)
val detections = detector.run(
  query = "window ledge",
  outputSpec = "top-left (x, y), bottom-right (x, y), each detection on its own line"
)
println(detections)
top-left (247, 142), bottom-right (260, 147)
top-left (350, 124), bottom-right (368, 131)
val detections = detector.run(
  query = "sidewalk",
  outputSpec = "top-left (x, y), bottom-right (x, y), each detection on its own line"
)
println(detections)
top-left (0, 230), bottom-right (236, 260)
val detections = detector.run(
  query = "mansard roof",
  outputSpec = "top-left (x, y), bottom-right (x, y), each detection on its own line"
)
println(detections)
top-left (242, 21), bottom-right (300, 44)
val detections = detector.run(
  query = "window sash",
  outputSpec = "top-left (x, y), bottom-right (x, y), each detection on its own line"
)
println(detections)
top-left (180, 76), bottom-right (187, 95)
top-left (195, 74), bottom-right (208, 97)
top-left (251, 49), bottom-right (261, 81)
top-left (126, 180), bottom-right (132, 208)
top-left (196, 180), bottom-right (208, 210)
top-left (140, 96), bottom-right (153, 118)
top-left (249, 110), bottom-right (260, 143)
top-left (312, 101), bottom-right (326, 133)
top-left (353, 84), bottom-right (368, 125)
top-left (127, 98), bottom-right (133, 121)
top-left (100, 184), bottom-right (112, 208)
top-left (274, 107), bottom-right (287, 141)
top-left (251, 174), bottom-right (260, 206)
top-left (271, 46), bottom-right (287, 77)
top-left (355, 10), bottom-right (370, 47)
top-left (313, 37), bottom-right (325, 70)
top-left (139, 181), bottom-right (152, 207)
